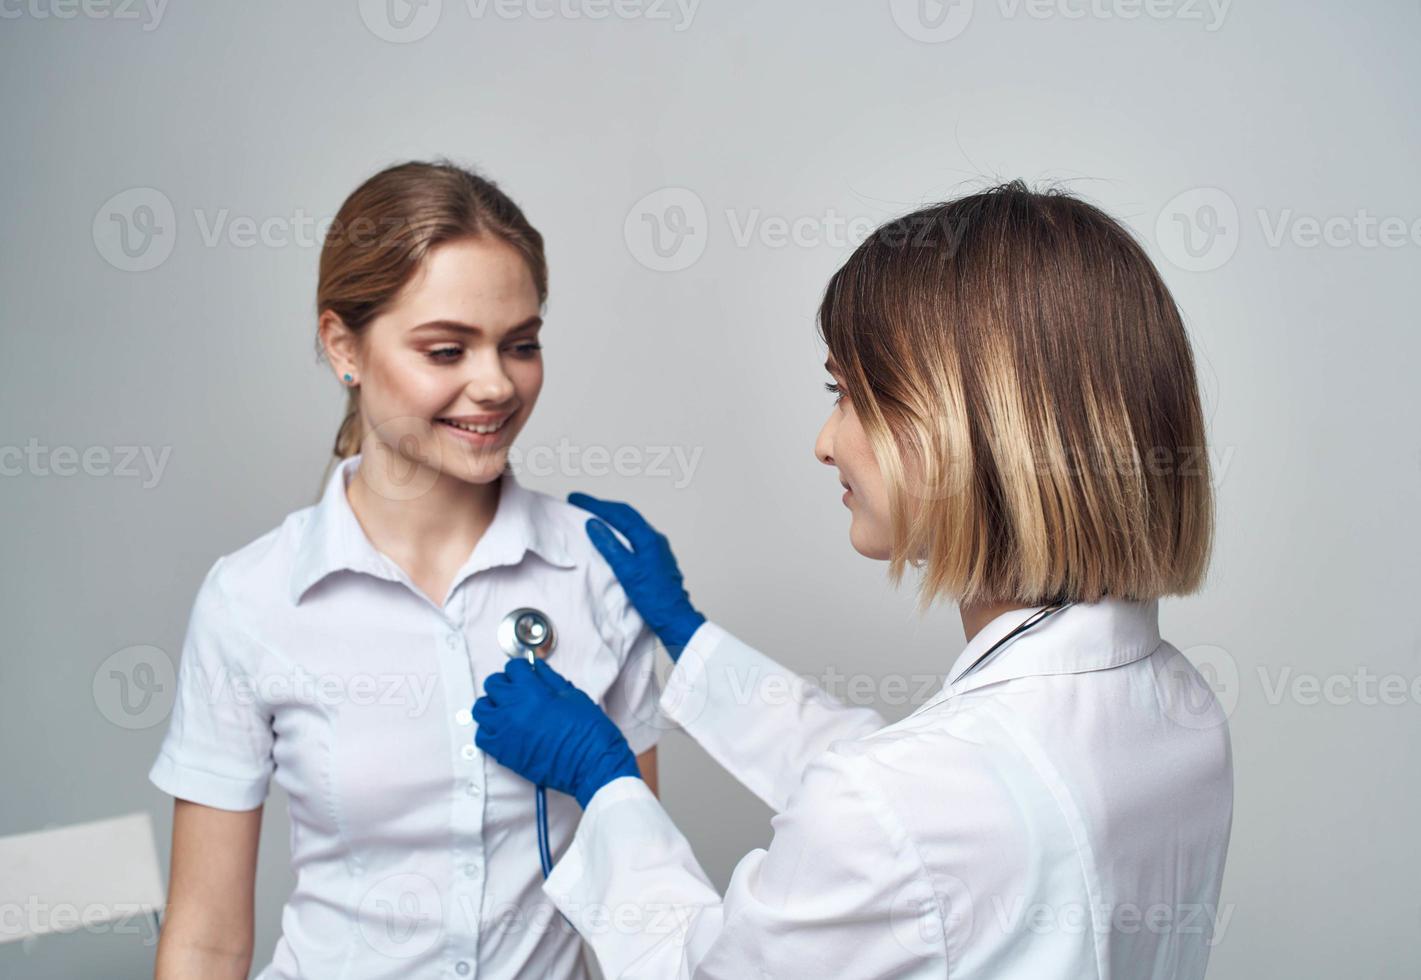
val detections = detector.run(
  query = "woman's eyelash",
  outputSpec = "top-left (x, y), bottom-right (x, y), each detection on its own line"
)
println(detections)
top-left (425, 342), bottom-right (542, 363)
top-left (824, 381), bottom-right (842, 397)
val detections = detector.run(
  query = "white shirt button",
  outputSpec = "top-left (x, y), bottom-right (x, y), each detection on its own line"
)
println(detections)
top-left (455, 961), bottom-right (470, 975)
top-left (464, 862), bottom-right (479, 877)
top-left (466, 781), bottom-right (480, 797)
top-left (446, 633), bottom-right (460, 649)
top-left (456, 708), bottom-right (472, 726)
top-left (460, 744), bottom-right (477, 760)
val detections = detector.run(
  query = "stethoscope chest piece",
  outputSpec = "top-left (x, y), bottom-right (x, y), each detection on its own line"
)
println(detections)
top-left (494, 606), bottom-right (560, 881)
top-left (498, 607), bottom-right (557, 663)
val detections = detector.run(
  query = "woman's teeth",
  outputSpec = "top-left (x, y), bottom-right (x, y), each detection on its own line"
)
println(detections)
top-left (438, 417), bottom-right (507, 434)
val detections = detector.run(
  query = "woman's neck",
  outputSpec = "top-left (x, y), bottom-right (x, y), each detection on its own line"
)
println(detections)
top-left (344, 445), bottom-right (502, 578)
top-left (959, 599), bottom-right (1030, 644)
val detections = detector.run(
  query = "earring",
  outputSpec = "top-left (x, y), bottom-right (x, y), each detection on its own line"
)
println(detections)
top-left (343, 373), bottom-right (355, 385)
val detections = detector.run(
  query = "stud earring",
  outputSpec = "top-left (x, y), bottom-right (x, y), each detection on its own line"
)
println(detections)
top-left (343, 373), bottom-right (354, 385)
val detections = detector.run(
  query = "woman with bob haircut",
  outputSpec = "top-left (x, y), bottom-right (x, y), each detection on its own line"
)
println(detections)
top-left (474, 181), bottom-right (1234, 978)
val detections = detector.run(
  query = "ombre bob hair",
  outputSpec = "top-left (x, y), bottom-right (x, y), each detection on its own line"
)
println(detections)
top-left (820, 182), bottom-right (1213, 609)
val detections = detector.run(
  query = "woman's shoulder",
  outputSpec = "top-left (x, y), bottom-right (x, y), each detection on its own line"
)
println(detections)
top-left (516, 483), bottom-right (650, 642)
top-left (517, 483), bottom-right (624, 583)
top-left (191, 502), bottom-right (320, 615)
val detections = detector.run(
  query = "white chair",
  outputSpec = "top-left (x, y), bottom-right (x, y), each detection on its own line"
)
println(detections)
top-left (0, 812), bottom-right (166, 951)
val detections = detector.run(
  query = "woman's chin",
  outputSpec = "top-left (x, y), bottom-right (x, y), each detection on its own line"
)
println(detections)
top-left (445, 448), bottom-right (510, 485)
top-left (847, 520), bottom-right (892, 561)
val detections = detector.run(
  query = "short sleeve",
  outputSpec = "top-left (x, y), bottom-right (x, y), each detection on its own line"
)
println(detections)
top-left (148, 557), bottom-right (276, 811)
top-left (597, 591), bottom-right (666, 758)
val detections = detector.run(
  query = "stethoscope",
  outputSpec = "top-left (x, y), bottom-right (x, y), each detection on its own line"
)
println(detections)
top-left (490, 601), bottom-right (1072, 881)
top-left (959, 601), bottom-right (1074, 679)
top-left (910, 601), bottom-right (1077, 717)
top-left (496, 607), bottom-right (558, 879)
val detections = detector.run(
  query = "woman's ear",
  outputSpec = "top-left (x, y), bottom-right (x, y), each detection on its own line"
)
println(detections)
top-left (318, 310), bottom-right (360, 384)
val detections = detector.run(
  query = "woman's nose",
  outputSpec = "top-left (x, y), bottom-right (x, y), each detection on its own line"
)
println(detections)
top-left (814, 412), bottom-right (836, 466)
top-left (467, 350), bottom-right (515, 403)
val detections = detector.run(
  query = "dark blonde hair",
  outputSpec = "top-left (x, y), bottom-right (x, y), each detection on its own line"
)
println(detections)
top-left (820, 181), bottom-right (1213, 608)
top-left (316, 159), bottom-right (547, 460)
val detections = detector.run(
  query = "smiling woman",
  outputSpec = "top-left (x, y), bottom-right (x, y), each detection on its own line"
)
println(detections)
top-left (317, 161), bottom-right (550, 479)
top-left (148, 160), bottom-right (663, 980)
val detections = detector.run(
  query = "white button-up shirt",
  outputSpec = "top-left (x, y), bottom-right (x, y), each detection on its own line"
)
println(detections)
top-left (148, 454), bottom-right (664, 979)
top-left (544, 598), bottom-right (1233, 979)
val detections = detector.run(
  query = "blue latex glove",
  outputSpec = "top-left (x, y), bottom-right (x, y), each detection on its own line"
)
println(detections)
top-left (473, 657), bottom-right (640, 809)
top-left (568, 492), bottom-right (706, 660)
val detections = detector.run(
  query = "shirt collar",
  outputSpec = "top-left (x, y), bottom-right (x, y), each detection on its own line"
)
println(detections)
top-left (941, 596), bottom-right (1163, 697)
top-left (289, 455), bottom-right (576, 606)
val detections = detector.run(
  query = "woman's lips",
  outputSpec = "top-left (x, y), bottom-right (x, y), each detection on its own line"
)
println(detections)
top-left (435, 415), bottom-right (511, 447)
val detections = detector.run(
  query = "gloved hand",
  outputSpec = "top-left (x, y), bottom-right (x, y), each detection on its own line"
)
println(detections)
top-left (568, 492), bottom-right (706, 660)
top-left (473, 657), bottom-right (641, 809)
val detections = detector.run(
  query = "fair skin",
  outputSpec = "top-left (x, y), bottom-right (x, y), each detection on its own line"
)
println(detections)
top-left (814, 356), bottom-right (1023, 643)
top-left (156, 235), bottom-right (655, 979)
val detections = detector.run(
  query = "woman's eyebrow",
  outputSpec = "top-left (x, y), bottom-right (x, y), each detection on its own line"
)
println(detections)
top-left (409, 316), bottom-right (543, 336)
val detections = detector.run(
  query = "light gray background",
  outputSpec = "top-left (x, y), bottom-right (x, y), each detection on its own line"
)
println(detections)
top-left (2, 1), bottom-right (1418, 977)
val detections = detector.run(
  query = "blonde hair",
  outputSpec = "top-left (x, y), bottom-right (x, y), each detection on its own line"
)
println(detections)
top-left (315, 159), bottom-right (547, 463)
top-left (819, 182), bottom-right (1213, 609)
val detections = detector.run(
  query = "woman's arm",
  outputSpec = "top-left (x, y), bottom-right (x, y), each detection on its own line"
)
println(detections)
top-left (570, 493), bottom-right (884, 811)
top-left (658, 622), bottom-right (884, 812)
top-left (154, 799), bottom-right (262, 980)
top-left (637, 746), bottom-right (659, 797)
top-left (543, 748), bottom-right (938, 980)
